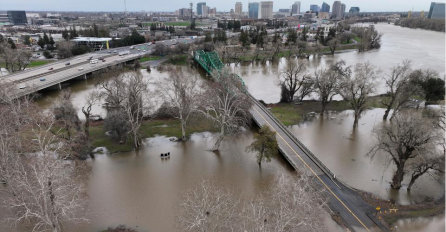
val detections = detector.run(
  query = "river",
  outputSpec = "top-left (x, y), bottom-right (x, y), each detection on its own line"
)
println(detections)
top-left (8, 23), bottom-right (444, 231)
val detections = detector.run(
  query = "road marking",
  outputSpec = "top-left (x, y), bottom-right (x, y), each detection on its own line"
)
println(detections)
top-left (253, 106), bottom-right (371, 232)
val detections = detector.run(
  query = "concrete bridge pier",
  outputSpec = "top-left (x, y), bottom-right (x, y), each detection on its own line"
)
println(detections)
top-left (58, 82), bottom-right (62, 90)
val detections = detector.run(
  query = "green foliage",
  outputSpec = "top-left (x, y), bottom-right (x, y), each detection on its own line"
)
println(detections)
top-left (419, 77), bottom-right (445, 101)
top-left (23, 35), bottom-right (31, 46)
top-left (110, 30), bottom-right (145, 48)
top-left (71, 45), bottom-right (90, 56)
top-left (397, 18), bottom-right (445, 32)
top-left (43, 51), bottom-right (53, 59)
top-left (37, 36), bottom-right (45, 48)
top-left (239, 30), bottom-right (250, 48)
top-left (205, 32), bottom-right (212, 42)
top-left (7, 38), bottom-right (16, 49)
top-left (246, 126), bottom-right (278, 167)
top-left (286, 29), bottom-right (298, 45)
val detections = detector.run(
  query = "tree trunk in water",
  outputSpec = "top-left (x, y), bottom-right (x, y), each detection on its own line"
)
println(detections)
top-left (353, 114), bottom-right (359, 129)
top-left (391, 162), bottom-right (405, 189)
top-left (181, 121), bottom-right (186, 141)
top-left (84, 116), bottom-right (90, 139)
top-left (320, 102), bottom-right (327, 115)
top-left (383, 107), bottom-right (391, 120)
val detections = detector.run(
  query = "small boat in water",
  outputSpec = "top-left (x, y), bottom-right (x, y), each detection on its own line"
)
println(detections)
top-left (160, 152), bottom-right (171, 159)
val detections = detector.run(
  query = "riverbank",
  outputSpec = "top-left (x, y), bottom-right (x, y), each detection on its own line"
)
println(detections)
top-left (89, 117), bottom-right (218, 153)
top-left (268, 97), bottom-right (386, 126)
top-left (358, 190), bottom-right (445, 229)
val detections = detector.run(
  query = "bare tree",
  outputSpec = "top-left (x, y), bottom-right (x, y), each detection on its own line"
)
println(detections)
top-left (177, 173), bottom-right (327, 232)
top-left (327, 37), bottom-right (340, 55)
top-left (381, 60), bottom-right (420, 120)
top-left (82, 91), bottom-right (100, 139)
top-left (121, 72), bottom-right (151, 148)
top-left (56, 41), bottom-right (74, 59)
top-left (313, 62), bottom-right (346, 115)
top-left (279, 61), bottom-right (312, 103)
top-left (0, 102), bottom-right (89, 232)
top-left (369, 112), bottom-right (441, 189)
top-left (176, 180), bottom-right (242, 232)
top-left (51, 89), bottom-right (81, 139)
top-left (243, 173), bottom-right (327, 232)
top-left (337, 62), bottom-right (379, 128)
top-left (200, 70), bottom-right (252, 150)
top-left (157, 66), bottom-right (202, 140)
top-left (0, 41), bottom-right (32, 73)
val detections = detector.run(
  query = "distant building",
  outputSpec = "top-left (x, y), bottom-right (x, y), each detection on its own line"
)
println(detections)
top-left (260, 1), bottom-right (274, 19)
top-left (71, 37), bottom-right (113, 51)
top-left (428, 2), bottom-right (445, 19)
top-left (179, 8), bottom-right (192, 17)
top-left (341, 3), bottom-right (346, 17)
top-left (332, 1), bottom-right (342, 18)
top-left (349, 7), bottom-right (360, 16)
top-left (235, 2), bottom-right (243, 15)
top-left (7, 11), bottom-right (27, 25)
top-left (318, 12), bottom-right (330, 19)
top-left (321, 2), bottom-right (330, 13)
top-left (310, 4), bottom-right (320, 12)
top-left (0, 13), bottom-right (9, 24)
top-left (292, 1), bottom-right (301, 14)
top-left (249, 2), bottom-right (260, 19)
top-left (197, 2), bottom-right (206, 16)
top-left (279, 9), bottom-right (291, 13)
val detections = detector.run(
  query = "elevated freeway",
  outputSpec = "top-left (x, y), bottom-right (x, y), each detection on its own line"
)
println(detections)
top-left (1, 36), bottom-right (203, 99)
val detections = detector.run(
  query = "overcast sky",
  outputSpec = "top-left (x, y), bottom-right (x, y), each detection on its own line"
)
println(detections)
top-left (0, 0), bottom-right (438, 12)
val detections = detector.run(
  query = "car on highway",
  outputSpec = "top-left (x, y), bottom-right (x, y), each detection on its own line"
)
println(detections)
top-left (19, 85), bottom-right (26, 89)
top-left (102, 59), bottom-right (106, 62)
top-left (40, 78), bottom-right (45, 81)
top-left (78, 67), bottom-right (84, 71)
top-left (108, 50), bottom-right (111, 53)
top-left (49, 67), bottom-right (53, 70)
top-left (65, 62), bottom-right (70, 66)
top-left (113, 50), bottom-right (117, 53)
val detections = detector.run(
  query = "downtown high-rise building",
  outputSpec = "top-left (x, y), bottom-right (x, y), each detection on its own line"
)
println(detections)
top-left (248, 2), bottom-right (259, 19)
top-left (349, 7), bottom-right (360, 16)
top-left (310, 4), bottom-right (320, 12)
top-left (331, 1), bottom-right (342, 18)
top-left (321, 2), bottom-right (330, 12)
top-left (197, 2), bottom-right (206, 16)
top-left (428, 2), bottom-right (445, 19)
top-left (292, 1), bottom-right (301, 14)
top-left (259, 1), bottom-right (273, 19)
top-left (341, 3), bottom-right (346, 17)
top-left (235, 2), bottom-right (243, 15)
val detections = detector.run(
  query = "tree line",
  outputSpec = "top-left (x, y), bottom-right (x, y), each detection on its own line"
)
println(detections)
top-left (396, 18), bottom-right (445, 32)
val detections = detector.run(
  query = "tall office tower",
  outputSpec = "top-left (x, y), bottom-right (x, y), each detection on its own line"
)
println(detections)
top-left (428, 2), bottom-right (445, 19)
top-left (341, 3), bottom-right (346, 17)
top-left (248, 2), bottom-right (259, 19)
top-left (235, 2), bottom-right (243, 15)
top-left (259, 1), bottom-right (273, 19)
top-left (349, 7), bottom-right (360, 16)
top-left (310, 4), bottom-right (320, 12)
top-left (197, 2), bottom-right (206, 15)
top-left (331, 1), bottom-right (342, 18)
top-left (321, 2), bottom-right (330, 12)
top-left (292, 1), bottom-right (301, 14)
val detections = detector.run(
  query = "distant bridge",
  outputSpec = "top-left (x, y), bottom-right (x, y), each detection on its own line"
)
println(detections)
top-left (194, 50), bottom-right (384, 232)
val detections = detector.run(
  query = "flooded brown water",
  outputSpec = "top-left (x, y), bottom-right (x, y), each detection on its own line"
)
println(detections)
top-left (7, 23), bottom-right (443, 231)
top-left (236, 23), bottom-right (445, 104)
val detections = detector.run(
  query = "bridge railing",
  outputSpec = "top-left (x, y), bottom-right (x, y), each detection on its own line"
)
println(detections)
top-left (248, 95), bottom-right (337, 181)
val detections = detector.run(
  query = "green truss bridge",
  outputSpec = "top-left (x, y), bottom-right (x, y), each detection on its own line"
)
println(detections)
top-left (193, 50), bottom-right (383, 232)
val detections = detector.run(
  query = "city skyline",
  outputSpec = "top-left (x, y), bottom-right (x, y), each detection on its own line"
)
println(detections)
top-left (0, 0), bottom-right (435, 12)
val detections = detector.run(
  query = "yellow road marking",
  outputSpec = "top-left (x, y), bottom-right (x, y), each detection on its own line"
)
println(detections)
top-left (253, 106), bottom-right (371, 232)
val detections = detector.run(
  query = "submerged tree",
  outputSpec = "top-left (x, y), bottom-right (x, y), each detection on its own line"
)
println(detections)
top-left (200, 69), bottom-right (252, 151)
top-left (337, 62), bottom-right (379, 128)
top-left (157, 66), bottom-right (202, 140)
top-left (279, 61), bottom-right (312, 103)
top-left (246, 125), bottom-right (278, 167)
top-left (369, 112), bottom-right (442, 189)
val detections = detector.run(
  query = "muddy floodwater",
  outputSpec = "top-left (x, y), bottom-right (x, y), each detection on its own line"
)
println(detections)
top-left (8, 23), bottom-right (443, 231)
top-left (236, 23), bottom-right (445, 104)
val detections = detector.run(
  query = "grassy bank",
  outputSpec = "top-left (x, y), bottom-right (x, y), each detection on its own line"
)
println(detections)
top-left (168, 54), bottom-right (188, 65)
top-left (1, 60), bottom-right (53, 69)
top-left (139, 56), bottom-right (162, 63)
top-left (269, 97), bottom-right (387, 126)
top-left (89, 118), bottom-right (218, 153)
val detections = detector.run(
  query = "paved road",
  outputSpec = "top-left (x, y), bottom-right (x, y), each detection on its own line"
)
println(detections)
top-left (250, 99), bottom-right (380, 232)
top-left (2, 36), bottom-right (204, 98)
